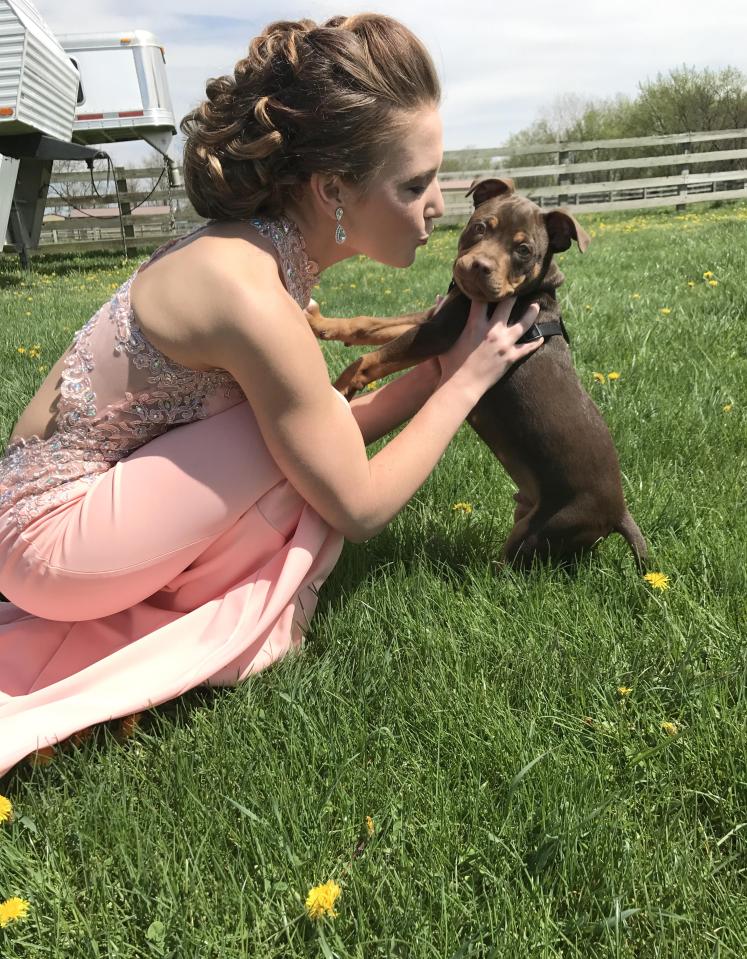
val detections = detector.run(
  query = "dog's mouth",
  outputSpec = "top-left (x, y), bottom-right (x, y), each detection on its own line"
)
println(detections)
top-left (453, 260), bottom-right (516, 302)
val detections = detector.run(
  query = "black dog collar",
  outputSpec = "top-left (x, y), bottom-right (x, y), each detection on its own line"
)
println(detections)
top-left (517, 317), bottom-right (570, 345)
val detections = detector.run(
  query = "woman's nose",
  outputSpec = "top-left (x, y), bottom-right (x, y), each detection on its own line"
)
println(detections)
top-left (427, 178), bottom-right (445, 220)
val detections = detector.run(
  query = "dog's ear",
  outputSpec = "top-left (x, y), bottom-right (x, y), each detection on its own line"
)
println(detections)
top-left (465, 177), bottom-right (515, 209)
top-left (544, 209), bottom-right (591, 253)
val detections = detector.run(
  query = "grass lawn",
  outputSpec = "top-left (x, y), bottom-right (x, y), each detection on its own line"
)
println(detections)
top-left (0, 202), bottom-right (745, 957)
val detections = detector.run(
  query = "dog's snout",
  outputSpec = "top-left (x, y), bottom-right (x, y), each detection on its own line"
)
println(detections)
top-left (469, 256), bottom-right (492, 275)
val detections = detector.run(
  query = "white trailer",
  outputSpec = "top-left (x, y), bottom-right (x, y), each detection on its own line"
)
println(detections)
top-left (59, 30), bottom-right (176, 157)
top-left (0, 1), bottom-right (177, 265)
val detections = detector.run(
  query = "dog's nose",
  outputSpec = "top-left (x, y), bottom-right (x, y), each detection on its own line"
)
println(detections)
top-left (469, 256), bottom-right (492, 275)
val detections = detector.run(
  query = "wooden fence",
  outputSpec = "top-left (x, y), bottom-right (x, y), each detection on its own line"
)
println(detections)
top-left (18, 126), bottom-right (747, 254)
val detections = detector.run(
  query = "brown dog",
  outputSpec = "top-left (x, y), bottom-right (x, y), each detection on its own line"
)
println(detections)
top-left (307, 177), bottom-right (647, 570)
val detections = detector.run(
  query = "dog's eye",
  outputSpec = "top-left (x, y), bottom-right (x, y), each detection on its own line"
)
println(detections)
top-left (515, 243), bottom-right (532, 257)
top-left (472, 222), bottom-right (486, 237)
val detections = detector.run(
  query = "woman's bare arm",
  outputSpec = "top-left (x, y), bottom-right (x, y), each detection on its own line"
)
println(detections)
top-left (345, 359), bottom-right (440, 445)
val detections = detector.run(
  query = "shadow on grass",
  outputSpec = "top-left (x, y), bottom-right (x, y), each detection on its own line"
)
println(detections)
top-left (0, 247), bottom-right (157, 286)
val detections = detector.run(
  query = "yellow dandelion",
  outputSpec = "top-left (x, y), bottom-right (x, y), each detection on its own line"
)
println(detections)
top-left (661, 721), bottom-right (679, 737)
top-left (305, 880), bottom-right (341, 920)
top-left (708, 279), bottom-right (718, 287)
top-left (607, 371), bottom-right (621, 381)
top-left (617, 686), bottom-right (633, 697)
top-left (452, 501), bottom-right (473, 514)
top-left (592, 371), bottom-right (605, 383)
top-left (659, 308), bottom-right (671, 315)
top-left (723, 403), bottom-right (733, 413)
top-left (631, 293), bottom-right (641, 299)
top-left (0, 795), bottom-right (12, 824)
top-left (703, 270), bottom-right (714, 279)
top-left (643, 571), bottom-right (670, 590)
top-left (350, 283), bottom-right (357, 288)
top-left (366, 815), bottom-right (375, 837)
top-left (687, 281), bottom-right (695, 287)
top-left (365, 380), bottom-right (379, 391)
top-left (0, 897), bottom-right (30, 927)
top-left (584, 304), bottom-right (592, 310)
top-left (16, 346), bottom-right (26, 354)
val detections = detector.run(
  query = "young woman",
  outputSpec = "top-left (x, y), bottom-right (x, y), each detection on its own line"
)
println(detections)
top-left (0, 14), bottom-right (541, 775)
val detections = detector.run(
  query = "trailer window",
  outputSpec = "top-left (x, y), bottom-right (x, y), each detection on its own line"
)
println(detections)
top-left (69, 58), bottom-right (84, 105)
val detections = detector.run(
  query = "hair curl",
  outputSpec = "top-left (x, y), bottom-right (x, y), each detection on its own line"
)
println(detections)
top-left (180, 14), bottom-right (441, 220)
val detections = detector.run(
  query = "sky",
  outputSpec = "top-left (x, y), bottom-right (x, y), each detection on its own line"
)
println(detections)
top-left (36, 0), bottom-right (747, 165)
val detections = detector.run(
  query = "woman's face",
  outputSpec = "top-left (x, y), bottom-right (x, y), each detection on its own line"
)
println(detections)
top-left (345, 106), bottom-right (445, 268)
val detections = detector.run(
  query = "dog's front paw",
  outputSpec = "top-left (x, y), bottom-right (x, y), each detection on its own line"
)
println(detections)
top-left (334, 358), bottom-right (373, 399)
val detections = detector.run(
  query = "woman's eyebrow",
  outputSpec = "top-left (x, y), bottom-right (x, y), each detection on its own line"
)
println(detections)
top-left (406, 167), bottom-right (439, 181)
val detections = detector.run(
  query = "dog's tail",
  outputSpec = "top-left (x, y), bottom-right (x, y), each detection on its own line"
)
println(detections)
top-left (615, 510), bottom-right (648, 573)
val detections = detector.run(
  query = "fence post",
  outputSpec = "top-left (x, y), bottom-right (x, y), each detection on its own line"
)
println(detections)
top-left (677, 141), bottom-right (690, 213)
top-left (114, 166), bottom-right (136, 256)
top-left (557, 148), bottom-right (570, 206)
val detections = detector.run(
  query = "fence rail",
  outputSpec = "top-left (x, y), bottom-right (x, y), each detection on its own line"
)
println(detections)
top-left (6, 126), bottom-right (747, 255)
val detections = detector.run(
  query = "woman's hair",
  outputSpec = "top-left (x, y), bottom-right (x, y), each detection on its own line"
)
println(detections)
top-left (180, 14), bottom-right (441, 220)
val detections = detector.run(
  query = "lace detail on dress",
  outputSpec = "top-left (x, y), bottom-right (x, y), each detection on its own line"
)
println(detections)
top-left (248, 214), bottom-right (319, 309)
top-left (0, 214), bottom-right (317, 534)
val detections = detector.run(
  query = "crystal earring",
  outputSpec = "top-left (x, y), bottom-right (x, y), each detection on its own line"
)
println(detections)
top-left (335, 206), bottom-right (346, 245)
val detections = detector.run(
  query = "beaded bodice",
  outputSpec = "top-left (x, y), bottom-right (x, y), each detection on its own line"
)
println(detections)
top-left (0, 215), bottom-right (319, 533)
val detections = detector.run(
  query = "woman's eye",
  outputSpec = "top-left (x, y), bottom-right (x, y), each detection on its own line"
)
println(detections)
top-left (408, 185), bottom-right (426, 196)
top-left (515, 243), bottom-right (532, 256)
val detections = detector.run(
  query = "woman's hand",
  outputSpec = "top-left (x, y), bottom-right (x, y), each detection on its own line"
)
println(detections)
top-left (436, 297), bottom-right (542, 404)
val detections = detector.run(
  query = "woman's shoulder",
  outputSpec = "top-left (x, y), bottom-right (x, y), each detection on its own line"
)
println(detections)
top-left (129, 222), bottom-right (288, 370)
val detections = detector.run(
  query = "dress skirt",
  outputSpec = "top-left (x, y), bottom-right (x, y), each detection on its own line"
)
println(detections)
top-left (0, 400), bottom-right (344, 776)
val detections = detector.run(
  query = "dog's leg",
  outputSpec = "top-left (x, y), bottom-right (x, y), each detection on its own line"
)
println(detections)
top-left (305, 300), bottom-right (435, 346)
top-left (334, 294), bottom-right (472, 397)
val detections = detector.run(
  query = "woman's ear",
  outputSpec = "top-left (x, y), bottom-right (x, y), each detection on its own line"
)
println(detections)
top-left (308, 172), bottom-right (344, 215)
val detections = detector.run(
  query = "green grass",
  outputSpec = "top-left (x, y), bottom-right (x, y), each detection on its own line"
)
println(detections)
top-left (0, 203), bottom-right (745, 957)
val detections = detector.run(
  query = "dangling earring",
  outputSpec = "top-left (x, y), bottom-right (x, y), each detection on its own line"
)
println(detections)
top-left (335, 206), bottom-right (347, 245)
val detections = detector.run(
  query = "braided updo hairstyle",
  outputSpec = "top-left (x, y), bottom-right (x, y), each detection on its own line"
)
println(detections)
top-left (180, 14), bottom-right (441, 220)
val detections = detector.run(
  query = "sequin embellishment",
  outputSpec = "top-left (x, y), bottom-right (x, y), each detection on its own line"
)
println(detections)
top-left (0, 215), bottom-right (319, 533)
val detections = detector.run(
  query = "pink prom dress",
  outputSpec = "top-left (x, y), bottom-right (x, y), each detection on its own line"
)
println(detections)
top-left (0, 215), bottom-right (346, 776)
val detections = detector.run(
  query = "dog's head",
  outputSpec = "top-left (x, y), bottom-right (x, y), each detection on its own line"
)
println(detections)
top-left (452, 177), bottom-right (590, 302)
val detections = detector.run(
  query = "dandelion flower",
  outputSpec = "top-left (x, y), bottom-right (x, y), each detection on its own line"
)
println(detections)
top-left (0, 795), bottom-right (12, 824)
top-left (661, 721), bottom-right (679, 737)
top-left (366, 816), bottom-right (375, 837)
top-left (631, 293), bottom-right (641, 299)
top-left (643, 571), bottom-right (670, 590)
top-left (723, 403), bottom-right (733, 413)
top-left (452, 502), bottom-right (473, 514)
top-left (659, 308), bottom-right (671, 315)
top-left (708, 279), bottom-right (718, 287)
top-left (592, 372), bottom-right (605, 383)
top-left (16, 347), bottom-right (26, 354)
top-left (365, 380), bottom-right (379, 391)
top-left (687, 281), bottom-right (695, 287)
top-left (703, 270), bottom-right (714, 279)
top-left (617, 686), bottom-right (633, 697)
top-left (0, 897), bottom-right (30, 927)
top-left (305, 880), bottom-right (341, 920)
top-left (607, 371), bottom-right (621, 381)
